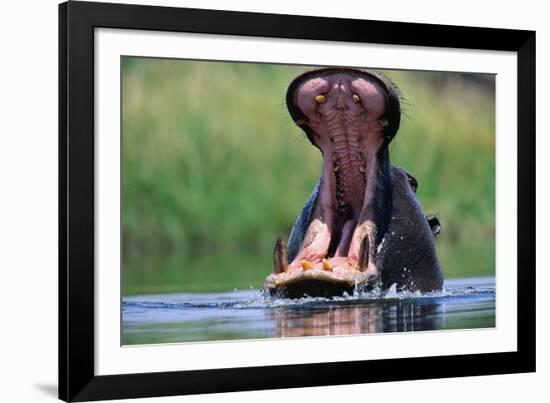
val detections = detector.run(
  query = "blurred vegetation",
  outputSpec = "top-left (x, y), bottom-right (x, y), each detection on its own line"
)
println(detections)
top-left (122, 57), bottom-right (495, 295)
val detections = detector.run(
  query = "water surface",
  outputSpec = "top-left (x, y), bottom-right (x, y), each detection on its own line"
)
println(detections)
top-left (122, 277), bottom-right (495, 345)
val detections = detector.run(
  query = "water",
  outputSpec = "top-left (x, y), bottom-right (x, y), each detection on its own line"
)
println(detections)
top-left (122, 277), bottom-right (495, 345)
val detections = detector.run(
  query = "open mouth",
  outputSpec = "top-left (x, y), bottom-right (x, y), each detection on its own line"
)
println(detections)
top-left (264, 68), bottom-right (401, 298)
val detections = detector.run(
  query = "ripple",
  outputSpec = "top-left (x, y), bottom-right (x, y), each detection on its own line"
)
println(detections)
top-left (123, 277), bottom-right (495, 311)
top-left (122, 277), bottom-right (496, 344)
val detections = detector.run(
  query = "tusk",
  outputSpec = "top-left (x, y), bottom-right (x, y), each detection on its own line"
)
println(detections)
top-left (358, 236), bottom-right (370, 272)
top-left (273, 237), bottom-right (288, 274)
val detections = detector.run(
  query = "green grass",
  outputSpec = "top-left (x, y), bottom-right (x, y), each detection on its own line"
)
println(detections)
top-left (122, 58), bottom-right (495, 295)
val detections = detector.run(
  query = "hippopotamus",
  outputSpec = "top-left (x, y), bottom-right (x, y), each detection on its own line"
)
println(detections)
top-left (264, 67), bottom-right (443, 298)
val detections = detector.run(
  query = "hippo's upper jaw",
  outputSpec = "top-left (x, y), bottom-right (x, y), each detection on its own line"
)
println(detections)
top-left (264, 68), bottom-right (404, 298)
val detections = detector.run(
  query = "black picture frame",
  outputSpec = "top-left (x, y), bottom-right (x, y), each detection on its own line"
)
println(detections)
top-left (59, 1), bottom-right (536, 401)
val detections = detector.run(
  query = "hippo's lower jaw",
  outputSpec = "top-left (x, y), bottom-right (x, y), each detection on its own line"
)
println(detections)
top-left (264, 240), bottom-right (377, 298)
top-left (263, 265), bottom-right (373, 299)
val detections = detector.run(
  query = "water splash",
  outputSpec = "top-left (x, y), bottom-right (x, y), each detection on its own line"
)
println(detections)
top-left (123, 277), bottom-right (495, 311)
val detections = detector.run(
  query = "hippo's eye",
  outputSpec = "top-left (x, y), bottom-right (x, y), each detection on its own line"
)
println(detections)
top-left (408, 177), bottom-right (418, 192)
top-left (314, 94), bottom-right (327, 104)
top-left (352, 94), bottom-right (361, 103)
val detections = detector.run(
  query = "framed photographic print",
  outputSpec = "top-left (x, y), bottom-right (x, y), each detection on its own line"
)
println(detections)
top-left (59, 1), bottom-right (536, 401)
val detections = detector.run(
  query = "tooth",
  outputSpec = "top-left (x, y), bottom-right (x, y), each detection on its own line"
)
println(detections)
top-left (379, 117), bottom-right (389, 127)
top-left (315, 94), bottom-right (327, 104)
top-left (273, 237), bottom-right (288, 274)
top-left (300, 260), bottom-right (314, 270)
top-left (322, 259), bottom-right (332, 271)
top-left (352, 94), bottom-right (361, 103)
top-left (359, 236), bottom-right (369, 272)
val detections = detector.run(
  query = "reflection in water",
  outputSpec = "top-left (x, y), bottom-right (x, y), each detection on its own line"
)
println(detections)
top-left (122, 277), bottom-right (494, 345)
top-left (270, 302), bottom-right (442, 338)
top-left (272, 305), bottom-right (383, 337)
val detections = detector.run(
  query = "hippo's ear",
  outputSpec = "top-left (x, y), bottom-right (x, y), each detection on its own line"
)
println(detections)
top-left (427, 216), bottom-right (441, 238)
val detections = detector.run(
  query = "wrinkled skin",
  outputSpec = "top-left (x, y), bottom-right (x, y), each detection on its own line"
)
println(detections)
top-left (264, 68), bottom-right (443, 298)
